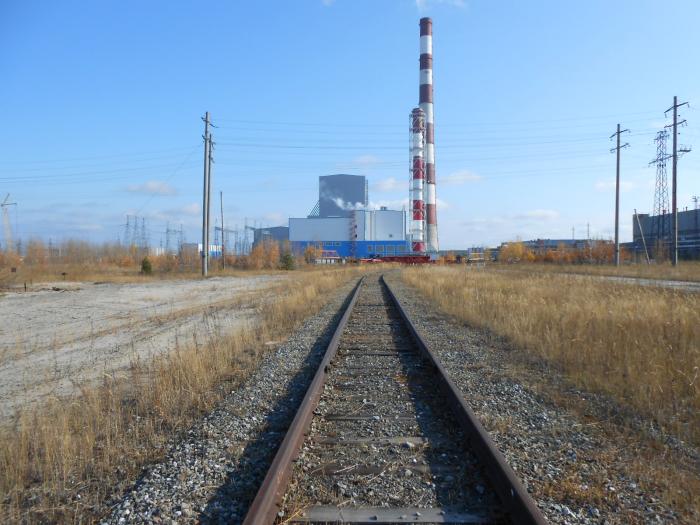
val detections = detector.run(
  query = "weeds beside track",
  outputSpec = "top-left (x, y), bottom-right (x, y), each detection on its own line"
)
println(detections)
top-left (401, 266), bottom-right (700, 447)
top-left (0, 268), bottom-right (362, 523)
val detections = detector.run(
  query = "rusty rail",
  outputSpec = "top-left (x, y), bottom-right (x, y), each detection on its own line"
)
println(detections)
top-left (243, 274), bottom-right (547, 524)
top-left (382, 275), bottom-right (547, 525)
top-left (242, 277), bottom-right (365, 525)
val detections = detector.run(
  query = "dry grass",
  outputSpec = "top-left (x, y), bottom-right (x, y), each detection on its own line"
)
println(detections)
top-left (401, 266), bottom-right (700, 446)
top-left (0, 267), bottom-right (363, 523)
top-left (0, 261), bottom-right (308, 289)
top-left (493, 261), bottom-right (700, 282)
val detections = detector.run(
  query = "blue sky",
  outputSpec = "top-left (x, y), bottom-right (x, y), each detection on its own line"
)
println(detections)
top-left (1, 0), bottom-right (699, 249)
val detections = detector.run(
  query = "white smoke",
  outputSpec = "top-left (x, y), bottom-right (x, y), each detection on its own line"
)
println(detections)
top-left (332, 197), bottom-right (366, 211)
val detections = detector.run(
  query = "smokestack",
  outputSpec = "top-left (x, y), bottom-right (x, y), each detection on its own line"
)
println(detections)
top-left (419, 17), bottom-right (439, 252)
top-left (410, 108), bottom-right (426, 253)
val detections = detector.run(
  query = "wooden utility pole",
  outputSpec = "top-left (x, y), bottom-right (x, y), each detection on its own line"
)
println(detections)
top-left (201, 112), bottom-right (211, 277)
top-left (220, 191), bottom-right (225, 270)
top-left (665, 96), bottom-right (690, 266)
top-left (610, 124), bottom-right (629, 266)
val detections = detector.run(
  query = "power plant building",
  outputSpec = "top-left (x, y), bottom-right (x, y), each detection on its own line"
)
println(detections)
top-left (277, 19), bottom-right (442, 260)
top-left (318, 174), bottom-right (368, 218)
top-left (289, 174), bottom-right (408, 258)
top-left (633, 209), bottom-right (700, 259)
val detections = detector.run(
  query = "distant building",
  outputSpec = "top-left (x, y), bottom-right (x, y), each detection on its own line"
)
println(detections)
top-left (181, 242), bottom-right (222, 258)
top-left (290, 207), bottom-right (408, 259)
top-left (633, 208), bottom-right (700, 259)
top-left (252, 226), bottom-right (289, 249)
top-left (521, 238), bottom-right (590, 253)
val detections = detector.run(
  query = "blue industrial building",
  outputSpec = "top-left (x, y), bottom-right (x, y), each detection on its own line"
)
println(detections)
top-left (292, 240), bottom-right (409, 259)
top-left (289, 174), bottom-right (409, 259)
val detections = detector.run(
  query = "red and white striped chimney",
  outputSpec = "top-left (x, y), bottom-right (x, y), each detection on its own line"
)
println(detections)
top-left (410, 107), bottom-right (426, 253)
top-left (419, 17), bottom-right (439, 252)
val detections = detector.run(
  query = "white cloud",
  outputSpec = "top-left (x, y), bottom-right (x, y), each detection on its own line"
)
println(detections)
top-left (76, 223), bottom-right (104, 231)
top-left (460, 216), bottom-right (508, 232)
top-left (126, 180), bottom-right (177, 196)
top-left (372, 177), bottom-right (404, 192)
top-left (180, 203), bottom-right (200, 216)
top-left (416, 0), bottom-right (465, 9)
top-left (594, 180), bottom-right (637, 192)
top-left (441, 169), bottom-right (482, 186)
top-left (353, 154), bottom-right (381, 166)
top-left (513, 209), bottom-right (560, 222)
top-left (263, 212), bottom-right (285, 225)
top-left (146, 203), bottom-right (201, 225)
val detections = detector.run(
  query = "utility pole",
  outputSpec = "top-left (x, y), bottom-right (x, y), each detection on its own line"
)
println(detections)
top-left (610, 124), bottom-right (630, 266)
top-left (634, 209), bottom-right (651, 264)
top-left (694, 196), bottom-right (699, 242)
top-left (665, 96), bottom-right (691, 266)
top-left (220, 191), bottom-right (225, 270)
top-left (207, 127), bottom-right (215, 271)
top-left (201, 112), bottom-right (211, 276)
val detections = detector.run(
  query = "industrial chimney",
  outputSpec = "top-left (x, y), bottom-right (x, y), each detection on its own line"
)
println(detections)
top-left (410, 108), bottom-right (426, 253)
top-left (419, 17), bottom-right (439, 252)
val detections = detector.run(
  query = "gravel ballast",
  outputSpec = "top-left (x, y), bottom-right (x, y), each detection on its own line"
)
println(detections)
top-left (281, 276), bottom-right (500, 520)
top-left (385, 272), bottom-right (695, 524)
top-left (106, 278), bottom-right (360, 524)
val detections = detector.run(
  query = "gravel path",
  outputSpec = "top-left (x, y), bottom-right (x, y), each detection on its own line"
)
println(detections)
top-left (385, 272), bottom-right (691, 524)
top-left (105, 277), bottom-right (360, 524)
top-left (0, 275), bottom-right (284, 419)
top-left (281, 276), bottom-right (500, 522)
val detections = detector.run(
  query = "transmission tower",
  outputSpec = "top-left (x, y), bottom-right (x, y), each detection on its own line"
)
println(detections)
top-left (1, 194), bottom-right (17, 253)
top-left (123, 216), bottom-right (131, 246)
top-left (165, 222), bottom-right (180, 254)
top-left (140, 218), bottom-right (149, 250)
top-left (649, 130), bottom-right (671, 254)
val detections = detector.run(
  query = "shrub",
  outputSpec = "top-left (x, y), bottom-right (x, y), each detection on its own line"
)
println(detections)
top-left (280, 252), bottom-right (295, 270)
top-left (140, 257), bottom-right (152, 275)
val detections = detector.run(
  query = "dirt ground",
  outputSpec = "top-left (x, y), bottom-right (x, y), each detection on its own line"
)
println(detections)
top-left (0, 275), bottom-right (285, 420)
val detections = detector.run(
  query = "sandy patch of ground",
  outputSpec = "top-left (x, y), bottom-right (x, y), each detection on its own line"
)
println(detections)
top-left (0, 275), bottom-right (285, 420)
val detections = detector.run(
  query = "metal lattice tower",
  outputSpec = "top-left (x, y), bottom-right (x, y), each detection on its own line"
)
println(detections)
top-left (1, 194), bottom-right (17, 253)
top-left (165, 222), bottom-right (180, 254)
top-left (650, 130), bottom-right (671, 246)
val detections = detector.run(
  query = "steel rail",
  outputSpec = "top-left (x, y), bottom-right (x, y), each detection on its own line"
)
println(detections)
top-left (242, 277), bottom-right (365, 525)
top-left (382, 275), bottom-right (548, 525)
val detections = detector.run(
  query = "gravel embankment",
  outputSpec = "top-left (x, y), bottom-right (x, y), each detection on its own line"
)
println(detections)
top-left (283, 276), bottom-right (499, 519)
top-left (105, 278), bottom-right (360, 524)
top-left (385, 273), bottom-right (689, 524)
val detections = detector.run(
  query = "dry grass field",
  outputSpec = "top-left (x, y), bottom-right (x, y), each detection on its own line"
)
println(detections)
top-left (495, 261), bottom-right (700, 283)
top-left (0, 267), bottom-right (363, 523)
top-left (402, 266), bottom-right (700, 446)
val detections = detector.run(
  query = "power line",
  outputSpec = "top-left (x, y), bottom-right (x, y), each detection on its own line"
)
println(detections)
top-left (213, 110), bottom-right (660, 128)
top-left (0, 146), bottom-right (199, 167)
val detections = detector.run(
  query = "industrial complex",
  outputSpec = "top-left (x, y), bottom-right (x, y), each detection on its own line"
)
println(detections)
top-left (251, 18), bottom-right (441, 262)
top-left (288, 174), bottom-right (408, 259)
top-left (633, 208), bottom-right (700, 260)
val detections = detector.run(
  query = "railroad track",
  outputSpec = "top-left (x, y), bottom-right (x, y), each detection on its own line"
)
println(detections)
top-left (244, 275), bottom-right (546, 524)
